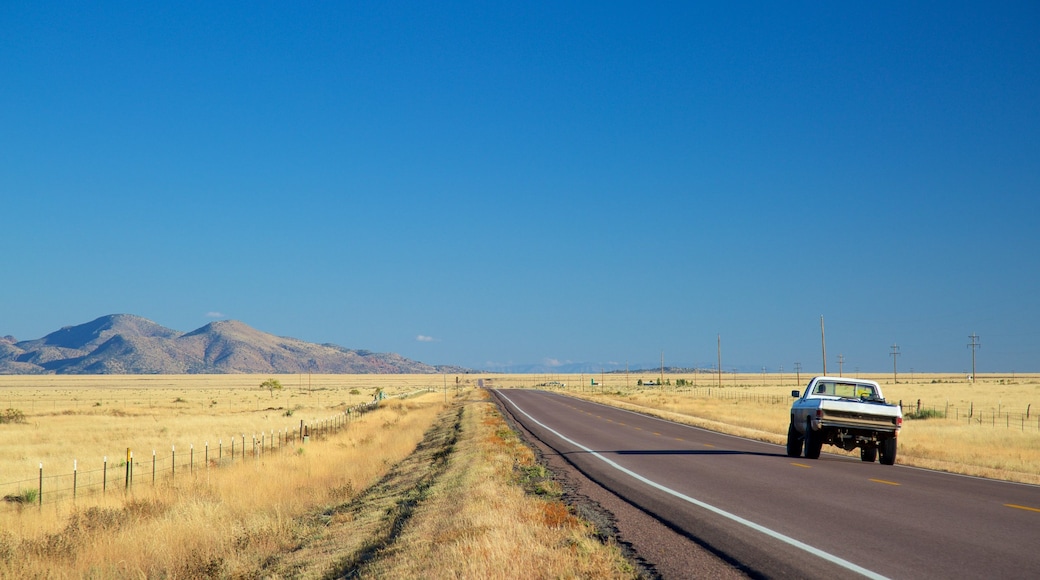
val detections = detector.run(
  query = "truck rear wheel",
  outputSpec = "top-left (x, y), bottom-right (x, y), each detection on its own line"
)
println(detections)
top-left (879, 437), bottom-right (897, 465)
top-left (804, 418), bottom-right (823, 459)
top-left (860, 447), bottom-right (877, 462)
top-left (786, 423), bottom-right (802, 457)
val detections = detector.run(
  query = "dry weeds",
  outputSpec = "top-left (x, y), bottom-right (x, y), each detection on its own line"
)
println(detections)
top-left (545, 372), bottom-right (1040, 484)
top-left (0, 376), bottom-right (634, 578)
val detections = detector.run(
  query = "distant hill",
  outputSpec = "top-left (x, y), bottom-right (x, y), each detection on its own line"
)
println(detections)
top-left (0, 314), bottom-right (467, 375)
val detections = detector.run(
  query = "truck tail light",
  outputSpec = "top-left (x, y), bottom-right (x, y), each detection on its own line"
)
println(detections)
top-left (895, 417), bottom-right (903, 428)
top-left (815, 409), bottom-right (823, 419)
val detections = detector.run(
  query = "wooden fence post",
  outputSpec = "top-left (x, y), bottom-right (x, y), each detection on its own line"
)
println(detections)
top-left (103, 456), bottom-right (107, 494)
top-left (73, 459), bottom-right (77, 501)
top-left (38, 463), bottom-right (42, 508)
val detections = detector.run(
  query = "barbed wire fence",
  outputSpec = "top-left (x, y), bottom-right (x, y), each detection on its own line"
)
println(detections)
top-left (0, 398), bottom-right (388, 512)
top-left (539, 381), bottom-right (1040, 433)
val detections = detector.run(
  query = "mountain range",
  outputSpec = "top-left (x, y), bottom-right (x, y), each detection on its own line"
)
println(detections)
top-left (0, 314), bottom-right (466, 375)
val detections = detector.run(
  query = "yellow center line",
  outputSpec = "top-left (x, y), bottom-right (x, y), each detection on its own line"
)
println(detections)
top-left (869, 479), bottom-right (901, 486)
top-left (791, 463), bottom-right (812, 468)
top-left (703, 443), bottom-right (715, 447)
top-left (653, 432), bottom-right (661, 436)
top-left (1006, 504), bottom-right (1040, 513)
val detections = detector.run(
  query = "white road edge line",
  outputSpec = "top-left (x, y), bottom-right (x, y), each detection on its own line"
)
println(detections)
top-left (496, 390), bottom-right (888, 580)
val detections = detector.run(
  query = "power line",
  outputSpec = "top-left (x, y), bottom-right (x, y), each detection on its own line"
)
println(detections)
top-left (967, 333), bottom-right (981, 382)
top-left (820, 315), bottom-right (827, 375)
top-left (890, 344), bottom-right (901, 384)
top-left (717, 334), bottom-right (722, 389)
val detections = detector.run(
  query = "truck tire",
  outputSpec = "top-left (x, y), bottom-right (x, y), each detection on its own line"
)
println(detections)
top-left (860, 447), bottom-right (877, 462)
top-left (879, 437), bottom-right (897, 465)
top-left (804, 418), bottom-right (823, 459)
top-left (786, 423), bottom-right (802, 457)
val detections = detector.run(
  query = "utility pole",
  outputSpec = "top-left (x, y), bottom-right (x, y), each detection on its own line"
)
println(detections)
top-left (762, 366), bottom-right (767, 385)
top-left (779, 364), bottom-right (784, 388)
top-left (967, 333), bottom-right (981, 383)
top-left (794, 362), bottom-right (802, 386)
top-left (660, 351), bottom-right (665, 386)
top-left (717, 334), bottom-right (722, 389)
top-left (890, 344), bottom-right (900, 384)
top-left (820, 315), bottom-right (828, 375)
top-left (837, 354), bottom-right (845, 377)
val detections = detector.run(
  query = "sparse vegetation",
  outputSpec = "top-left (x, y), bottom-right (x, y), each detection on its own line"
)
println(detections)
top-left (0, 409), bottom-right (25, 424)
top-left (905, 408), bottom-right (945, 420)
top-left (0, 372), bottom-right (1035, 576)
top-left (260, 378), bottom-right (283, 398)
top-left (558, 372), bottom-right (1040, 484)
top-left (2, 489), bottom-right (37, 505)
top-left (0, 377), bottom-right (635, 578)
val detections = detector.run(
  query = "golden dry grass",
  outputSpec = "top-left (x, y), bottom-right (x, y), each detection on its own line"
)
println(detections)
top-left (0, 376), bottom-right (633, 578)
top-left (0, 373), bottom-right (466, 497)
top-left (512, 372), bottom-right (1040, 484)
top-left (358, 391), bottom-right (635, 579)
top-left (0, 390), bottom-right (449, 578)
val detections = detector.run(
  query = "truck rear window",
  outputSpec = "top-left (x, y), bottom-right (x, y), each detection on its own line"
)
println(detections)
top-left (814, 382), bottom-right (876, 399)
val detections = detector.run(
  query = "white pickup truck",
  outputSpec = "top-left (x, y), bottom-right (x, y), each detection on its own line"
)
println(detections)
top-left (787, 376), bottom-right (902, 464)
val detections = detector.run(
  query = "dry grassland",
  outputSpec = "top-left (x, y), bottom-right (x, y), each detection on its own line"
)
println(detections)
top-left (501, 372), bottom-right (1040, 485)
top-left (0, 373), bottom-right (464, 497)
top-left (269, 390), bottom-right (634, 579)
top-left (0, 375), bottom-right (633, 578)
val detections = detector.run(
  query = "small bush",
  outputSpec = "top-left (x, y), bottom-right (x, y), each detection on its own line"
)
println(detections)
top-left (0, 408), bottom-right (25, 424)
top-left (905, 408), bottom-right (945, 420)
top-left (4, 488), bottom-right (38, 504)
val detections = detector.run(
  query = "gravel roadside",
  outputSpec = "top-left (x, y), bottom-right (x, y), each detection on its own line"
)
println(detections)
top-left (493, 392), bottom-right (752, 580)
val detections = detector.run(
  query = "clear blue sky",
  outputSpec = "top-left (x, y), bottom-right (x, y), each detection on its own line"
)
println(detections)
top-left (2, 2), bottom-right (1038, 373)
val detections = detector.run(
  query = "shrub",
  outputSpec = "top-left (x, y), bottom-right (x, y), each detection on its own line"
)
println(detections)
top-left (0, 409), bottom-right (25, 424)
top-left (905, 408), bottom-right (945, 420)
top-left (3, 488), bottom-right (38, 504)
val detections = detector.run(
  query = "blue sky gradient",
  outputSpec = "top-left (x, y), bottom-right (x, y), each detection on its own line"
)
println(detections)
top-left (2, 2), bottom-right (1038, 372)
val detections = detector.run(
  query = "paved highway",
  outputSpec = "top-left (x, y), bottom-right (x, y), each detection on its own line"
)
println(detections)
top-left (491, 389), bottom-right (1040, 579)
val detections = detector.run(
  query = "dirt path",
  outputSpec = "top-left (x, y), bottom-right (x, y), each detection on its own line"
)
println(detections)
top-left (261, 406), bottom-right (463, 578)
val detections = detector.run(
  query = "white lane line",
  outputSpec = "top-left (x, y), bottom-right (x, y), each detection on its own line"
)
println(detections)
top-left (497, 390), bottom-right (888, 580)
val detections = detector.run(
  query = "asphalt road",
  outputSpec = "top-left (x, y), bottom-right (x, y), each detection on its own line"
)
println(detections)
top-left (491, 389), bottom-right (1040, 580)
